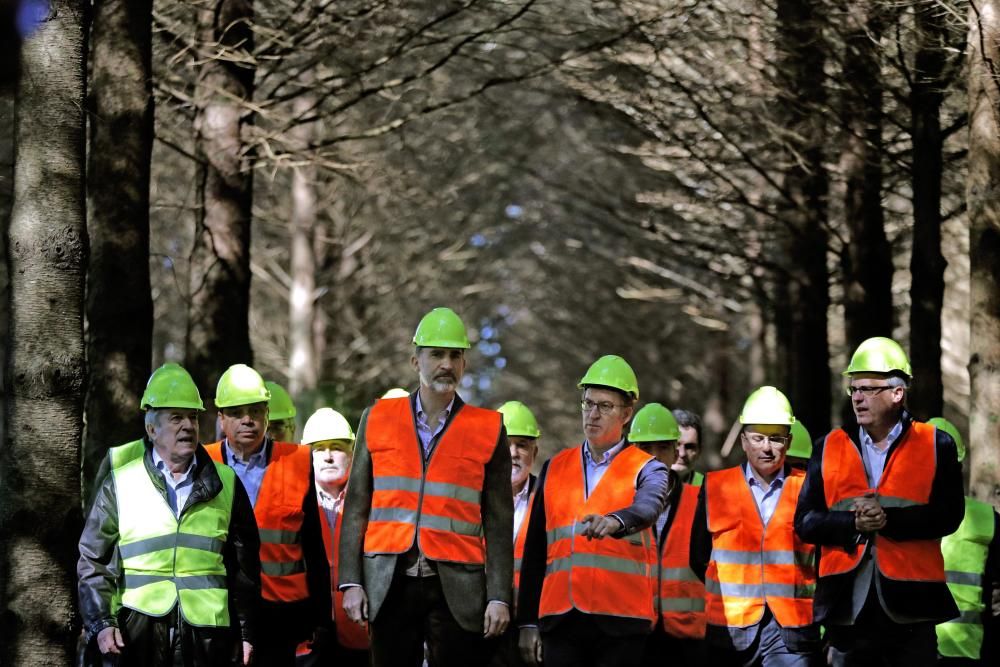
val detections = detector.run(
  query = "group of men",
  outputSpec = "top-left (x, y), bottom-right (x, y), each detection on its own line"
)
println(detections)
top-left (78, 306), bottom-right (999, 666)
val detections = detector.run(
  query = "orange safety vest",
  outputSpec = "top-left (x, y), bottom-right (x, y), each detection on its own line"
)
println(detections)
top-left (819, 422), bottom-right (945, 583)
top-left (538, 444), bottom-right (657, 624)
top-left (319, 499), bottom-right (370, 650)
top-left (206, 440), bottom-right (312, 603)
top-left (513, 487), bottom-right (535, 608)
top-left (363, 397), bottom-right (501, 563)
top-left (657, 483), bottom-right (706, 639)
top-left (704, 466), bottom-right (815, 629)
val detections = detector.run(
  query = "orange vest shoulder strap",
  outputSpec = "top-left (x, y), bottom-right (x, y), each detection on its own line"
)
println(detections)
top-left (204, 441), bottom-right (223, 462)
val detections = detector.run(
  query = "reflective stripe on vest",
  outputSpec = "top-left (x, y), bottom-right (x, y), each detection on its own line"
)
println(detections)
top-left (819, 424), bottom-right (945, 583)
top-left (936, 496), bottom-right (995, 659)
top-left (538, 445), bottom-right (656, 624)
top-left (704, 466), bottom-right (815, 629)
top-left (513, 490), bottom-right (535, 611)
top-left (113, 454), bottom-right (234, 627)
top-left (363, 397), bottom-right (501, 563)
top-left (206, 440), bottom-right (313, 602)
top-left (657, 484), bottom-right (706, 639)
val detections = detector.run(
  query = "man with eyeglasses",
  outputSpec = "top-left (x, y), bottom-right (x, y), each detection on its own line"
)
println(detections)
top-left (205, 364), bottom-right (332, 666)
top-left (516, 355), bottom-right (670, 667)
top-left (794, 337), bottom-right (964, 667)
top-left (690, 386), bottom-right (819, 666)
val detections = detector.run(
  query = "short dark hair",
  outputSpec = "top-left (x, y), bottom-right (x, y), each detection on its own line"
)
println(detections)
top-left (672, 408), bottom-right (702, 444)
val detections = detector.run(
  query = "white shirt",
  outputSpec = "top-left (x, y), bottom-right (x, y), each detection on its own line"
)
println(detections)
top-left (151, 449), bottom-right (196, 518)
top-left (513, 481), bottom-right (531, 540)
top-left (744, 463), bottom-right (786, 526)
top-left (859, 421), bottom-right (903, 488)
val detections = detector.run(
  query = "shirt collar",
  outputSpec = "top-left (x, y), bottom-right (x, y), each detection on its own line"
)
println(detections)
top-left (859, 420), bottom-right (903, 449)
top-left (152, 447), bottom-right (196, 478)
top-left (415, 393), bottom-right (455, 422)
top-left (224, 438), bottom-right (268, 465)
top-left (744, 461), bottom-right (786, 489)
top-left (583, 439), bottom-right (626, 466)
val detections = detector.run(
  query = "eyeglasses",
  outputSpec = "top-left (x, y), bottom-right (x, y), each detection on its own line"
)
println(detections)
top-left (581, 399), bottom-right (623, 416)
top-left (742, 432), bottom-right (790, 447)
top-left (846, 385), bottom-right (892, 398)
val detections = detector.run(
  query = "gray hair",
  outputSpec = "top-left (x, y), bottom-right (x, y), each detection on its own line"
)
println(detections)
top-left (886, 375), bottom-right (909, 390)
top-left (144, 409), bottom-right (161, 429)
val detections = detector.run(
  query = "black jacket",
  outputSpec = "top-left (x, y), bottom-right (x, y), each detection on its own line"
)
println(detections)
top-left (78, 440), bottom-right (262, 648)
top-left (792, 411), bottom-right (964, 624)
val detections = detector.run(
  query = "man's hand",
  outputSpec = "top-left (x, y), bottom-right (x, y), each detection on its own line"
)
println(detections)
top-left (241, 641), bottom-right (253, 665)
top-left (96, 626), bottom-right (124, 655)
top-left (852, 496), bottom-right (886, 533)
top-left (580, 514), bottom-right (619, 540)
top-left (343, 586), bottom-right (369, 624)
top-left (483, 600), bottom-right (509, 638)
top-left (519, 627), bottom-right (543, 666)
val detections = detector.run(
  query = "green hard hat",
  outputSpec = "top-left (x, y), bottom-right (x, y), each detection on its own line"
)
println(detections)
top-left (497, 400), bottom-right (541, 439)
top-left (843, 337), bottom-right (912, 378)
top-left (629, 403), bottom-right (680, 443)
top-left (739, 386), bottom-right (795, 426)
top-left (140, 363), bottom-right (205, 411)
top-left (928, 417), bottom-right (965, 463)
top-left (579, 355), bottom-right (639, 400)
top-left (215, 364), bottom-right (271, 409)
top-left (787, 419), bottom-right (813, 459)
top-left (412, 307), bottom-right (470, 349)
top-left (265, 381), bottom-right (296, 421)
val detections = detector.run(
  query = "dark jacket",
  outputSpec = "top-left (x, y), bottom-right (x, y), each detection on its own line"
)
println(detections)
top-left (515, 444), bottom-right (670, 636)
top-left (78, 439), bottom-right (261, 658)
top-left (689, 463), bottom-right (819, 652)
top-left (792, 411), bottom-right (964, 624)
top-left (338, 393), bottom-right (514, 633)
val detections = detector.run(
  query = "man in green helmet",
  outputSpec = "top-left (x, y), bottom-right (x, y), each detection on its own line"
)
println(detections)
top-left (265, 381), bottom-right (297, 442)
top-left (79, 363), bottom-right (262, 666)
top-left (339, 307), bottom-right (514, 667)
top-left (929, 417), bottom-right (1000, 666)
top-left (794, 337), bottom-right (964, 667)
top-left (516, 355), bottom-right (670, 667)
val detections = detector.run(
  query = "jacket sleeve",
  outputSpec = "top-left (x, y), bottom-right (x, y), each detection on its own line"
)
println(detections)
top-left (878, 429), bottom-right (964, 540)
top-left (793, 437), bottom-right (858, 547)
top-left (78, 472), bottom-right (122, 640)
top-left (301, 469), bottom-right (333, 628)
top-left (688, 483), bottom-right (711, 582)
top-left (516, 460), bottom-right (549, 626)
top-left (610, 458), bottom-right (670, 535)
top-left (225, 476), bottom-right (262, 643)
top-left (338, 409), bottom-right (371, 589)
top-left (483, 424), bottom-right (514, 605)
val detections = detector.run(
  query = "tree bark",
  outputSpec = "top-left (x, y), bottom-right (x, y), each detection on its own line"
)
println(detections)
top-left (907, 1), bottom-right (949, 420)
top-left (83, 0), bottom-right (153, 505)
top-left (839, 2), bottom-right (893, 352)
top-left (775, 0), bottom-right (832, 433)
top-left (186, 0), bottom-right (255, 433)
top-left (968, 0), bottom-right (1000, 507)
top-left (288, 92), bottom-right (318, 396)
top-left (0, 1), bottom-right (88, 662)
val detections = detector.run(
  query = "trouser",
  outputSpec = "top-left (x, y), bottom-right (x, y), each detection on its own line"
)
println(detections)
top-left (826, 593), bottom-right (937, 667)
top-left (708, 612), bottom-right (818, 667)
top-left (489, 625), bottom-right (527, 667)
top-left (640, 626), bottom-right (707, 667)
top-left (369, 572), bottom-right (495, 667)
top-left (104, 607), bottom-right (239, 667)
top-left (256, 600), bottom-right (315, 667)
top-left (295, 627), bottom-right (369, 667)
top-left (541, 610), bottom-right (647, 667)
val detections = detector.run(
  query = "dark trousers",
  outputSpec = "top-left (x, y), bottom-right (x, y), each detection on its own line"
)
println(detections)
top-left (826, 599), bottom-right (937, 667)
top-left (541, 610), bottom-right (647, 667)
top-left (708, 614), bottom-right (817, 667)
top-left (640, 627), bottom-right (707, 667)
top-left (255, 600), bottom-right (315, 667)
top-left (370, 573), bottom-right (494, 667)
top-left (107, 608), bottom-right (240, 666)
top-left (489, 625), bottom-right (526, 667)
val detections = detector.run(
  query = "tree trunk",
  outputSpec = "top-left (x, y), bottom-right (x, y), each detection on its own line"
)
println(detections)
top-left (83, 0), bottom-right (153, 505)
top-left (0, 2), bottom-right (88, 661)
top-left (288, 92), bottom-right (318, 396)
top-left (775, 0), bottom-right (832, 433)
top-left (908, 2), bottom-right (949, 421)
top-left (968, 0), bottom-right (1000, 507)
top-left (839, 3), bottom-right (893, 352)
top-left (186, 0), bottom-right (255, 433)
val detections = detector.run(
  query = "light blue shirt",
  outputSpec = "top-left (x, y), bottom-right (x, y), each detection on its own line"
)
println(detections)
top-left (859, 421), bottom-right (903, 488)
top-left (744, 463), bottom-right (786, 526)
top-left (582, 439), bottom-right (625, 498)
top-left (151, 448), bottom-right (196, 518)
top-left (415, 393), bottom-right (455, 459)
top-left (224, 439), bottom-right (269, 507)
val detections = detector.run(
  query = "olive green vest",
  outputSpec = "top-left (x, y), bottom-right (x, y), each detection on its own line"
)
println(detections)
top-left (112, 451), bottom-right (236, 627)
top-left (936, 496), bottom-right (995, 659)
